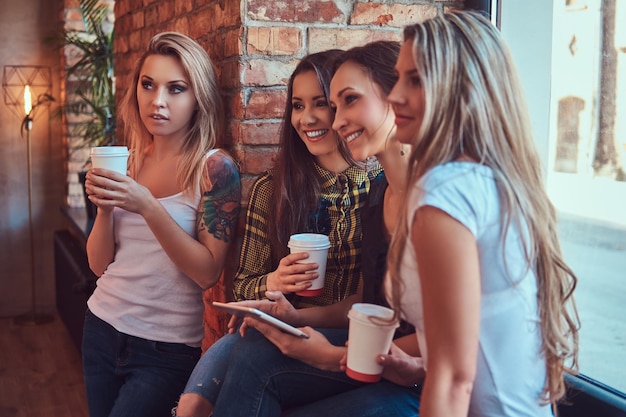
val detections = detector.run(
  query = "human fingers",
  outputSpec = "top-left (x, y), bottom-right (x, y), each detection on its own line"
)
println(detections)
top-left (227, 314), bottom-right (242, 333)
top-left (378, 351), bottom-right (425, 386)
top-left (267, 263), bottom-right (316, 293)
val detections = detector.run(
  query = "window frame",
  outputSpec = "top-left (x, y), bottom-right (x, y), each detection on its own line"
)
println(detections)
top-left (464, 0), bottom-right (626, 414)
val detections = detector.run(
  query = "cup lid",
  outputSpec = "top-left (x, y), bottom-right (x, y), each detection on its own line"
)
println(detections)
top-left (348, 303), bottom-right (398, 326)
top-left (288, 233), bottom-right (330, 249)
top-left (90, 146), bottom-right (129, 156)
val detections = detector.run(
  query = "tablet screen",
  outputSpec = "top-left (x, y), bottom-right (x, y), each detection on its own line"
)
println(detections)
top-left (212, 301), bottom-right (309, 339)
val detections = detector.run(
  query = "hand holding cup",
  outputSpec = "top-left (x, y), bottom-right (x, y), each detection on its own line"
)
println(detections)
top-left (287, 233), bottom-right (330, 297)
top-left (346, 303), bottom-right (399, 383)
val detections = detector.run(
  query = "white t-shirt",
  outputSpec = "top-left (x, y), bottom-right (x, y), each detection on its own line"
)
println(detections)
top-left (388, 162), bottom-right (551, 417)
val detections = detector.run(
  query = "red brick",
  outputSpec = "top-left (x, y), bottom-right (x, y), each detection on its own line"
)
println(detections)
top-left (224, 28), bottom-right (243, 59)
top-left (243, 59), bottom-right (297, 87)
top-left (351, 3), bottom-right (438, 27)
top-left (175, 0), bottom-right (193, 15)
top-left (189, 7), bottom-right (214, 39)
top-left (114, 0), bottom-right (130, 16)
top-left (157, 1), bottom-right (175, 22)
top-left (238, 122), bottom-right (282, 146)
top-left (144, 4), bottom-right (160, 26)
top-left (114, 29), bottom-right (128, 53)
top-left (241, 146), bottom-right (279, 174)
top-left (129, 30), bottom-right (143, 51)
top-left (114, 14), bottom-right (130, 33)
top-left (247, 27), bottom-right (302, 55)
top-left (214, 0), bottom-right (242, 28)
top-left (173, 16), bottom-right (190, 35)
top-left (247, 0), bottom-right (344, 23)
top-left (245, 88), bottom-right (287, 120)
top-left (308, 27), bottom-right (401, 52)
top-left (220, 61), bottom-right (242, 89)
top-left (202, 38), bottom-right (220, 63)
top-left (230, 91), bottom-right (246, 119)
top-left (131, 11), bottom-right (145, 28)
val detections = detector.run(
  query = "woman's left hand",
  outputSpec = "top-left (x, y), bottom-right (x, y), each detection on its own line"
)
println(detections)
top-left (242, 316), bottom-right (346, 371)
top-left (338, 342), bottom-right (425, 387)
top-left (377, 343), bottom-right (425, 386)
top-left (86, 168), bottom-right (156, 215)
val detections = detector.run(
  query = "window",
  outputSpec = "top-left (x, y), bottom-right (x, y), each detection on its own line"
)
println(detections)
top-left (500, 0), bottom-right (626, 395)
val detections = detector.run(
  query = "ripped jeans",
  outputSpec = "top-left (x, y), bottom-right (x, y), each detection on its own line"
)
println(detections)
top-left (183, 328), bottom-right (419, 417)
top-left (180, 330), bottom-right (244, 404)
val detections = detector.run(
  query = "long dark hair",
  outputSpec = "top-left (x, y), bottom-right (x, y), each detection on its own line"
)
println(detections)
top-left (268, 50), bottom-right (350, 263)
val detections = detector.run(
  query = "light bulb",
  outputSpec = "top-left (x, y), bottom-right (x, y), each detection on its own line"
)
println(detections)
top-left (24, 85), bottom-right (32, 116)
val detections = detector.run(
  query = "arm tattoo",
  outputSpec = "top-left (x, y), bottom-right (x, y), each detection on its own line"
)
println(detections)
top-left (198, 153), bottom-right (241, 243)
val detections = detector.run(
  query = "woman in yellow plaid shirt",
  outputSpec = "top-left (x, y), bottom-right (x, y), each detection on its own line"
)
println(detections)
top-left (175, 49), bottom-right (383, 417)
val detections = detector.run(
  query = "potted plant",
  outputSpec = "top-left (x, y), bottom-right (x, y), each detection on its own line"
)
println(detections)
top-left (63, 0), bottom-right (115, 149)
top-left (59, 0), bottom-right (116, 218)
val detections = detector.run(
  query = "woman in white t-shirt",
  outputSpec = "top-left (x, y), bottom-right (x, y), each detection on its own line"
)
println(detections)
top-left (83, 32), bottom-right (241, 417)
top-left (384, 10), bottom-right (580, 417)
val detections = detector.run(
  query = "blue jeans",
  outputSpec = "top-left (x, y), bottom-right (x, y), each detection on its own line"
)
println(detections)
top-left (82, 309), bottom-right (201, 417)
top-left (181, 330), bottom-right (243, 404)
top-left (283, 381), bottom-right (420, 417)
top-left (210, 328), bottom-right (419, 417)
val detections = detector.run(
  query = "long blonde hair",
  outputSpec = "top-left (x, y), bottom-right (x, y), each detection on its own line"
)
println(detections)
top-left (387, 10), bottom-right (579, 406)
top-left (119, 32), bottom-right (225, 194)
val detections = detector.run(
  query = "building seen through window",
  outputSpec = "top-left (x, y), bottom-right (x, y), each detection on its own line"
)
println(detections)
top-left (548, 0), bottom-right (625, 394)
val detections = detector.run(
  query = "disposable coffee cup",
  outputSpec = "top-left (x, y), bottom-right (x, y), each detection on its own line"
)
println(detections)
top-left (346, 303), bottom-right (399, 383)
top-left (287, 233), bottom-right (330, 297)
top-left (90, 146), bottom-right (129, 175)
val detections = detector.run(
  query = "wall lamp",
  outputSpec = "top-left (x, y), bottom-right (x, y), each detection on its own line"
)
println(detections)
top-left (2, 65), bottom-right (55, 326)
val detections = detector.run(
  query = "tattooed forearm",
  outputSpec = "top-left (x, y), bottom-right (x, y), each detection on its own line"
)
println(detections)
top-left (198, 154), bottom-right (242, 243)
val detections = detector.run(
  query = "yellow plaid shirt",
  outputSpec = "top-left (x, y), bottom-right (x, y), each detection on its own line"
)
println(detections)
top-left (233, 162), bottom-right (383, 308)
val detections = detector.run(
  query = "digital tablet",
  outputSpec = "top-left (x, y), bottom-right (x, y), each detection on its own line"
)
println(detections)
top-left (212, 301), bottom-right (310, 339)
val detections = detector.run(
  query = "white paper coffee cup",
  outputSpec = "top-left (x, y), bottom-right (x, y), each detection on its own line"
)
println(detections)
top-left (287, 233), bottom-right (330, 297)
top-left (346, 303), bottom-right (399, 383)
top-left (90, 146), bottom-right (129, 175)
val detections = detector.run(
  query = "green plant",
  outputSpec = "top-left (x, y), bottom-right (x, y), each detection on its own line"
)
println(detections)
top-left (62, 0), bottom-right (115, 150)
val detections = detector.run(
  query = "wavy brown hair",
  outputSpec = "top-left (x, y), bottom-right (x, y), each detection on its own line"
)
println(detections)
top-left (386, 10), bottom-right (580, 408)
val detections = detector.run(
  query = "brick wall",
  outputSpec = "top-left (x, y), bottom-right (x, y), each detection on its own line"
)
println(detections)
top-left (65, 0), bottom-right (460, 346)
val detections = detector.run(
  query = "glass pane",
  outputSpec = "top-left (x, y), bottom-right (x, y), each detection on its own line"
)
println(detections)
top-left (548, 0), bottom-right (626, 393)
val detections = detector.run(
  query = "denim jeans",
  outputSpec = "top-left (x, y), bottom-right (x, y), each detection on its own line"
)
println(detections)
top-left (283, 381), bottom-right (420, 417)
top-left (209, 328), bottom-right (418, 417)
top-left (82, 309), bottom-right (201, 417)
top-left (181, 330), bottom-right (243, 404)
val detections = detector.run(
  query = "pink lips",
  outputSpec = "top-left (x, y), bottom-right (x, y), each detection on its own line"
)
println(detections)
top-left (394, 114), bottom-right (412, 127)
top-left (149, 113), bottom-right (168, 121)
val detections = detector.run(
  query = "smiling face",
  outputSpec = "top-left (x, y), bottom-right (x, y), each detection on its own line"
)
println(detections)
top-left (137, 54), bottom-right (197, 141)
top-left (291, 70), bottom-right (344, 169)
top-left (330, 61), bottom-right (395, 161)
top-left (388, 40), bottom-right (426, 145)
